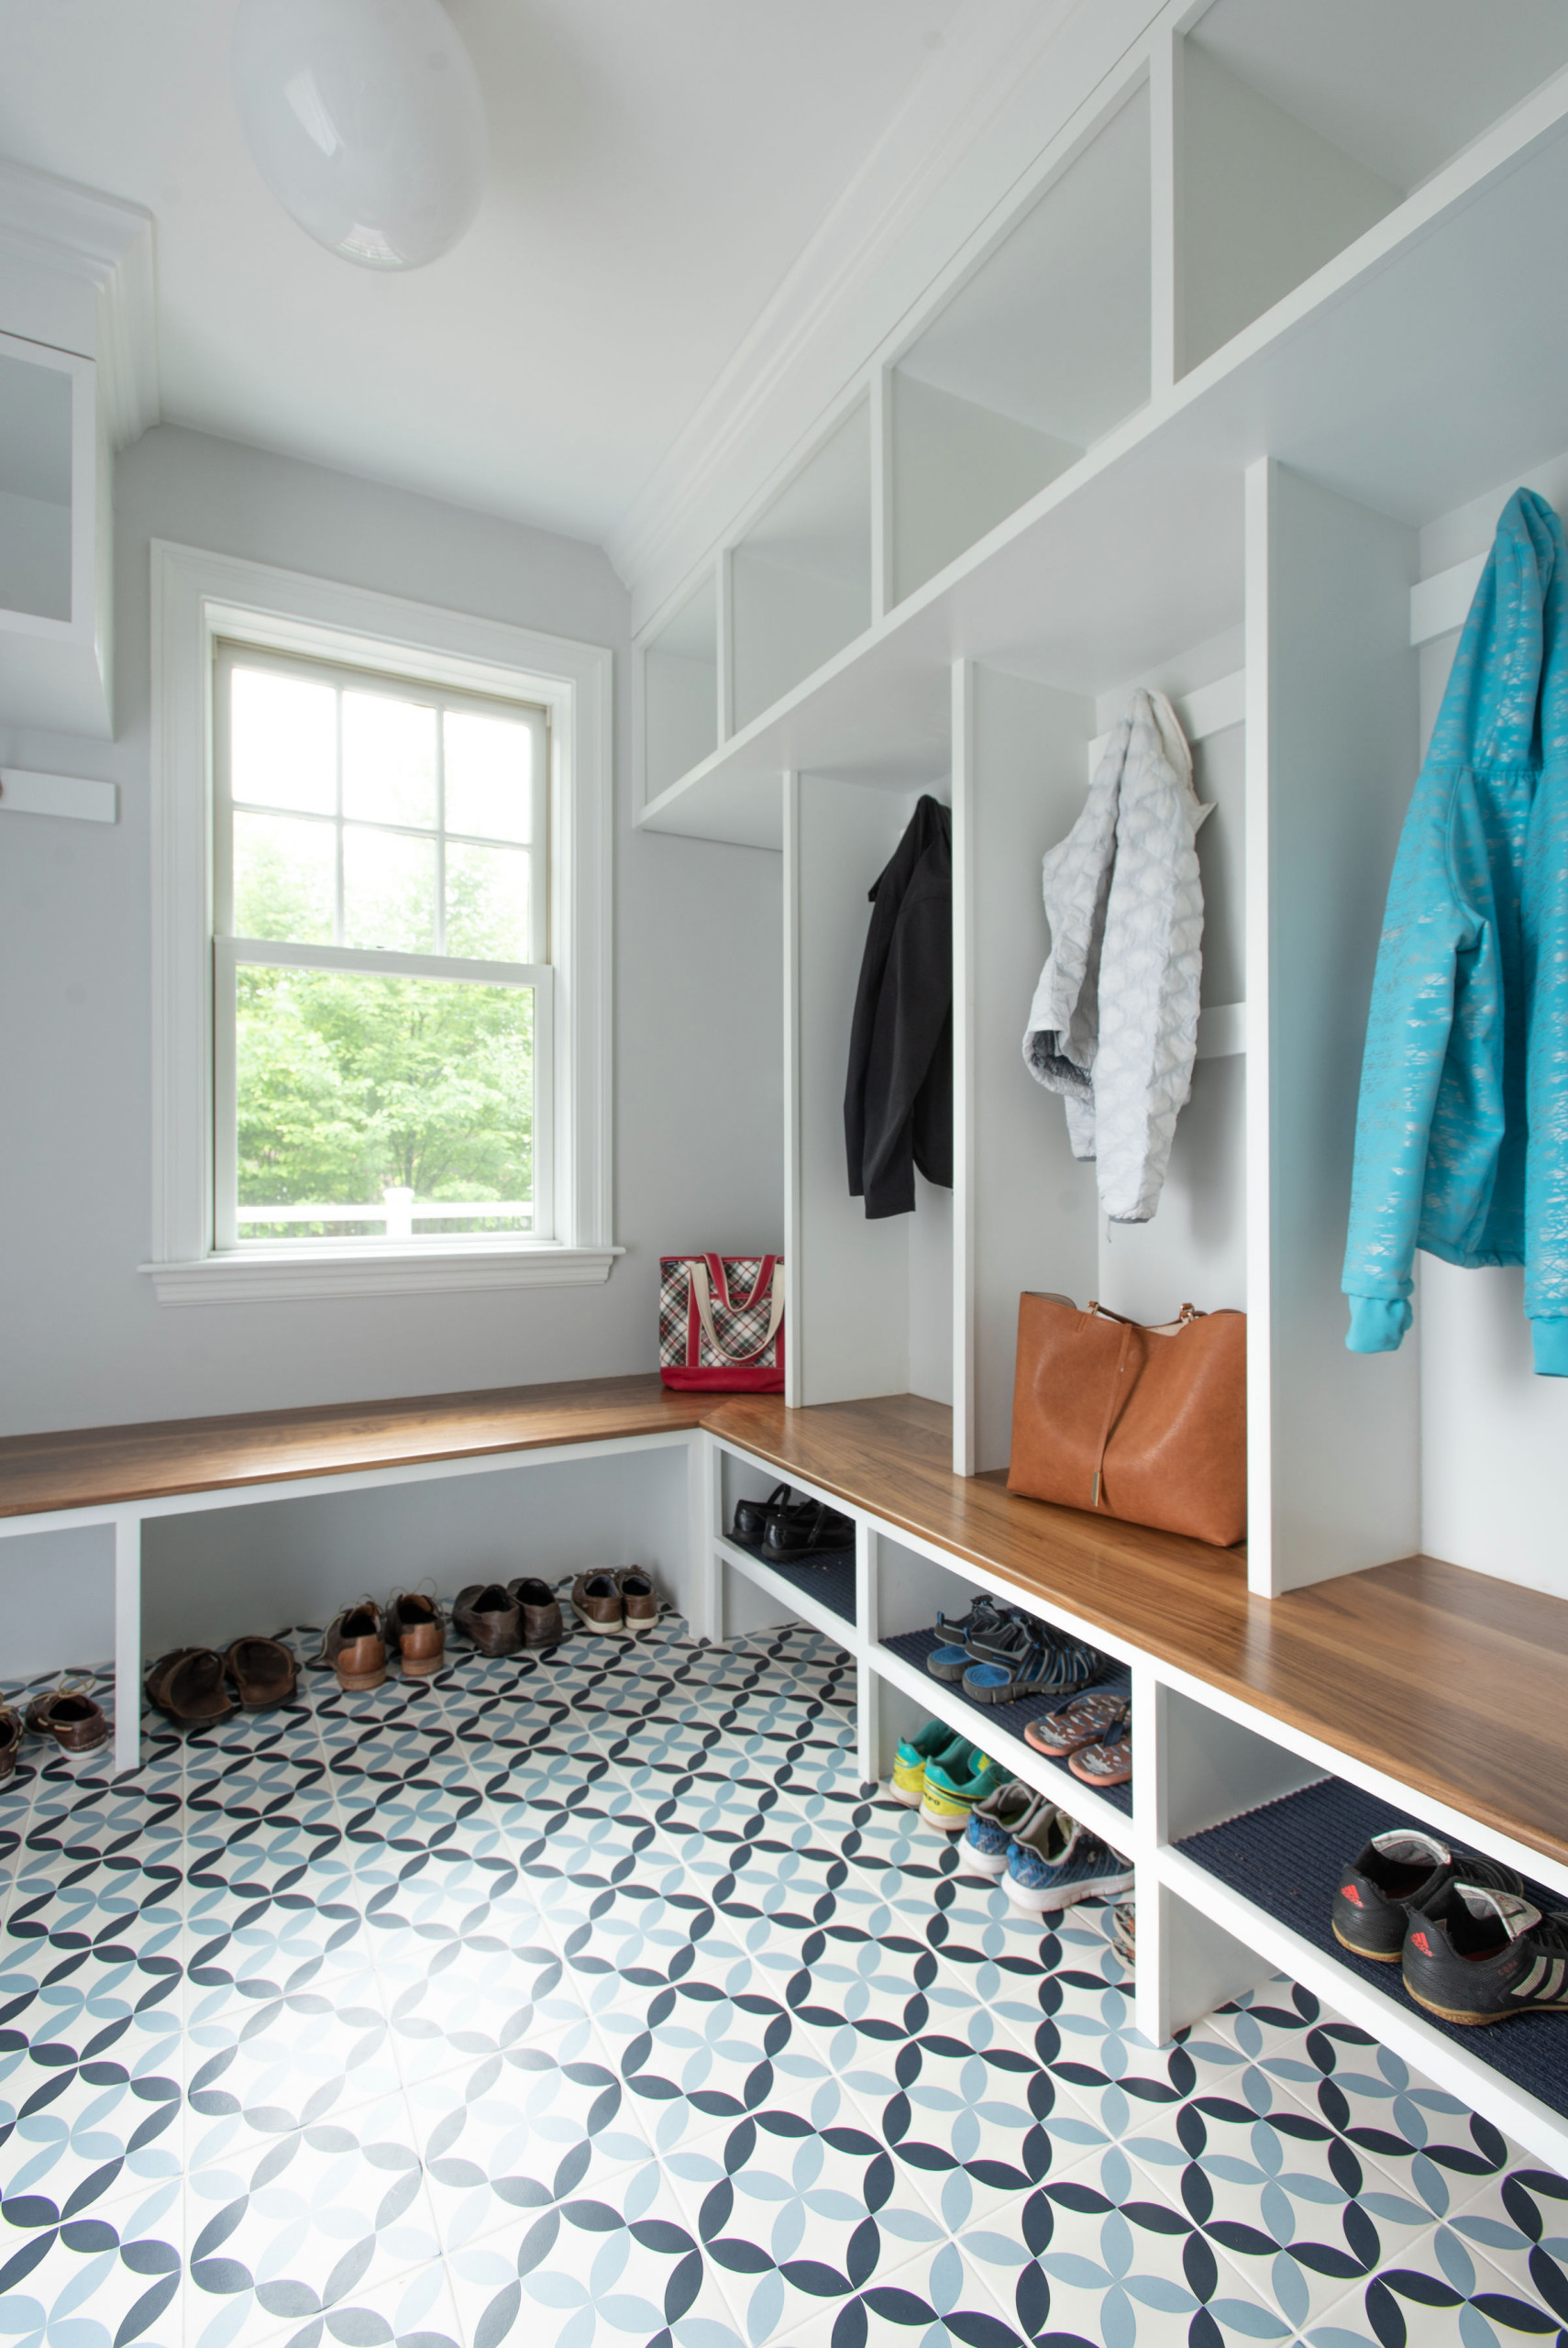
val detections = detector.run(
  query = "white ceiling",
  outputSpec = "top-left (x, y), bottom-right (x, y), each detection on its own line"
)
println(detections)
top-left (0, 0), bottom-right (965, 549)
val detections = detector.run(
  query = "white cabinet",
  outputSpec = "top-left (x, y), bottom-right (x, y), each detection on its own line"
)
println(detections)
top-left (0, 163), bottom-right (158, 739)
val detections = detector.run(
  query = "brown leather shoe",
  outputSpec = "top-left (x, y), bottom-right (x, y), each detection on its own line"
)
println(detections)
top-left (0, 1706), bottom-right (21, 1779)
top-left (322, 1602), bottom-right (387, 1691)
top-left (144, 1649), bottom-right (237, 1730)
top-left (28, 1684), bottom-right (112, 1751)
top-left (507, 1576), bottom-right (565, 1649)
top-left (454, 1583), bottom-right (522, 1656)
top-left (614, 1567), bottom-right (659, 1636)
top-left (385, 1590), bottom-right (446, 1677)
top-left (224, 1636), bottom-right (299, 1710)
top-left (571, 1571), bottom-right (624, 1634)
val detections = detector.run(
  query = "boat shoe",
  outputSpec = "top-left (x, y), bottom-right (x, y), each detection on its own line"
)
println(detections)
top-left (322, 1601), bottom-right (389, 1691)
top-left (384, 1590), bottom-right (446, 1677)
top-left (144, 1648), bottom-right (237, 1729)
top-left (454, 1583), bottom-right (523, 1656)
top-left (571, 1570), bottom-right (624, 1633)
top-left (507, 1576), bottom-right (566, 1648)
top-left (616, 1567), bottom-right (659, 1634)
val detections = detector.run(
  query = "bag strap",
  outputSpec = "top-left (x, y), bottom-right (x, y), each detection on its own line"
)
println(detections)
top-left (690, 1257), bottom-right (784, 1364)
top-left (1084, 1305), bottom-right (1135, 1511)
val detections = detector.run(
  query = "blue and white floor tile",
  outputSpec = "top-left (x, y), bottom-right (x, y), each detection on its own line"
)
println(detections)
top-left (1, 1620), bottom-right (1565, 2347)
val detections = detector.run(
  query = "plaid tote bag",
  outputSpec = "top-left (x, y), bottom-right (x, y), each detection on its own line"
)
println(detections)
top-left (658, 1255), bottom-right (785, 1390)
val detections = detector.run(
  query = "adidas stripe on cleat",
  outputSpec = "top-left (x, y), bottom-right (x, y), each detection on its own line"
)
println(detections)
top-left (1403, 1881), bottom-right (1568, 2025)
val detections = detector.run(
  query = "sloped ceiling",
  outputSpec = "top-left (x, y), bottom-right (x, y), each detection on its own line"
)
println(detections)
top-left (0, 0), bottom-right (967, 548)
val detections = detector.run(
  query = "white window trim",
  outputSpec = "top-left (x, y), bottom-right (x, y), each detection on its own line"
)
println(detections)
top-left (146, 539), bottom-right (618, 1304)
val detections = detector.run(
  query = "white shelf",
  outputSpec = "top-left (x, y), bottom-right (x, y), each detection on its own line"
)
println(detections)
top-left (636, 71), bottom-right (1568, 850)
top-left (713, 1532), bottom-right (857, 1650)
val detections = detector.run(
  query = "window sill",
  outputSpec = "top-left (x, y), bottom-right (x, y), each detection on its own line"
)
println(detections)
top-left (138, 1244), bottom-right (624, 1305)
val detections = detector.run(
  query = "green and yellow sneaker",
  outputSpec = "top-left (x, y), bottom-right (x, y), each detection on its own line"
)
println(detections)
top-left (921, 1743), bottom-right (1008, 1833)
top-left (890, 1721), bottom-right (968, 1809)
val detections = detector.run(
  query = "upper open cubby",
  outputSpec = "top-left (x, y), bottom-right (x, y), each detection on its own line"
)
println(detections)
top-left (889, 79), bottom-right (1151, 608)
top-left (730, 397), bottom-right (872, 732)
top-left (1177, 0), bottom-right (1568, 373)
top-left (642, 567), bottom-right (719, 803)
top-left (0, 345), bottom-right (73, 624)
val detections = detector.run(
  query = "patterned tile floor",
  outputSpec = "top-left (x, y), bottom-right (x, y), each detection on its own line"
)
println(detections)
top-left (2, 1607), bottom-right (1565, 2348)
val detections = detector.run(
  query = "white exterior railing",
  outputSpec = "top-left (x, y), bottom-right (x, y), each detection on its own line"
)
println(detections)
top-left (237, 1188), bottom-right (533, 1239)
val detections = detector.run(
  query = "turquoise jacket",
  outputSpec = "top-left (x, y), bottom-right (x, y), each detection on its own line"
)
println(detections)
top-left (1343, 488), bottom-right (1568, 1376)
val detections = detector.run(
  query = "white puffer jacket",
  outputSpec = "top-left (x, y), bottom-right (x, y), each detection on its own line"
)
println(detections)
top-left (1022, 687), bottom-right (1209, 1224)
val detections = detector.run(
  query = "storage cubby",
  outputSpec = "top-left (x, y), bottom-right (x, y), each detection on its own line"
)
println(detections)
top-left (641, 567), bottom-right (719, 803)
top-left (1176, 0), bottom-right (1568, 374)
top-left (730, 398), bottom-right (871, 730)
top-left (889, 80), bottom-right (1151, 605)
top-left (0, 344), bottom-right (73, 622)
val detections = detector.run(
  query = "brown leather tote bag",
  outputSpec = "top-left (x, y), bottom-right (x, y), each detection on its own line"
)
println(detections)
top-left (1007, 1294), bottom-right (1246, 1548)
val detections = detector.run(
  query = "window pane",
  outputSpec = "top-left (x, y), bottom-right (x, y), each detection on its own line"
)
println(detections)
top-left (233, 810), bottom-right (335, 943)
top-left (444, 708), bottom-right (533, 842)
top-left (342, 691), bottom-right (437, 828)
top-left (230, 666), bottom-right (337, 814)
top-left (235, 966), bottom-right (534, 1237)
top-left (343, 824), bottom-right (436, 952)
top-left (446, 841), bottom-right (530, 960)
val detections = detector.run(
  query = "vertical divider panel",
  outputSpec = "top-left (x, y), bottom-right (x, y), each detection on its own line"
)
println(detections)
top-left (789, 771), bottom-right (913, 1403)
top-left (1245, 459), bottom-right (1420, 1595)
top-left (964, 664), bottom-right (1100, 1474)
top-left (951, 665), bottom-right (977, 1472)
top-left (689, 1433), bottom-right (723, 1645)
top-left (856, 1520), bottom-right (882, 1786)
top-left (1148, 21), bottom-right (1182, 396)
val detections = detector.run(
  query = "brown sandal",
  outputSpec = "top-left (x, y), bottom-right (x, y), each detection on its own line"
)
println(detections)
top-left (224, 1636), bottom-right (299, 1710)
top-left (1068, 1723), bottom-right (1132, 1788)
top-left (27, 1683), bottom-right (112, 1753)
top-left (144, 1648), bottom-right (237, 1730)
top-left (0, 1705), bottom-right (22, 1779)
top-left (1024, 1692), bottom-right (1129, 1760)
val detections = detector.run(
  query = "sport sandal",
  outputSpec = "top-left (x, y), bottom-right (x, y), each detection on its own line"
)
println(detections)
top-left (507, 1576), bottom-right (566, 1649)
top-left (571, 1571), bottom-right (624, 1633)
top-left (615, 1567), bottom-right (658, 1634)
top-left (322, 1602), bottom-right (388, 1691)
top-left (224, 1636), bottom-right (299, 1710)
top-left (144, 1649), bottom-right (237, 1730)
top-left (384, 1590), bottom-right (446, 1678)
top-left (454, 1584), bottom-right (522, 1656)
top-left (1025, 1692), bottom-right (1128, 1759)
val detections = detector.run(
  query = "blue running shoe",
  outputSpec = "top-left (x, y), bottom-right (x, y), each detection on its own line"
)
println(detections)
top-left (1005, 1811), bottom-right (1134, 1913)
top-left (963, 1780), bottom-right (1047, 1875)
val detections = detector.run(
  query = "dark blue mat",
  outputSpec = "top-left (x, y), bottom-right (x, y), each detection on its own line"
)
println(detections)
top-left (882, 1626), bottom-right (1132, 1820)
top-left (727, 1531), bottom-right (856, 1627)
top-left (1178, 1775), bottom-right (1568, 2121)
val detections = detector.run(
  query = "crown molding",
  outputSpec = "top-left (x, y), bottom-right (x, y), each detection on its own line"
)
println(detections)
top-left (0, 161), bottom-right (159, 449)
top-left (610, 0), bottom-right (1159, 626)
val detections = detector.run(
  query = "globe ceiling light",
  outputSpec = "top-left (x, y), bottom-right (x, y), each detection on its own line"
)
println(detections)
top-left (233, 0), bottom-right (489, 271)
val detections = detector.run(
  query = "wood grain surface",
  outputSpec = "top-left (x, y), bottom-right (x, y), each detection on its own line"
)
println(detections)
top-left (0, 1373), bottom-right (707, 1514)
top-left (5, 1378), bottom-right (1562, 1869)
top-left (703, 1392), bottom-right (1568, 1871)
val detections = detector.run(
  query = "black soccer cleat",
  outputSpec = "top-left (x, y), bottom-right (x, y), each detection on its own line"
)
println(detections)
top-left (1331, 1829), bottom-right (1522, 1962)
top-left (1403, 1881), bottom-right (1568, 2025)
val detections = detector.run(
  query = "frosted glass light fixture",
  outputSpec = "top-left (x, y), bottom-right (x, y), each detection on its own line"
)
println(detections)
top-left (233, 0), bottom-right (489, 271)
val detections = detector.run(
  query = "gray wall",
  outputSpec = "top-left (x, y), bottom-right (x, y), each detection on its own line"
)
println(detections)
top-left (0, 425), bottom-right (783, 1671)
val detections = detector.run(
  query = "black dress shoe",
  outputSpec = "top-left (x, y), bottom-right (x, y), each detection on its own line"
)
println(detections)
top-left (762, 1499), bottom-right (856, 1560)
top-left (733, 1483), bottom-right (793, 1545)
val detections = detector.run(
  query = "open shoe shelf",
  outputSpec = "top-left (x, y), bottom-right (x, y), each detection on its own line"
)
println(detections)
top-left (701, 1403), bottom-right (1568, 2174)
top-left (718, 1529), bottom-right (856, 1631)
top-left (880, 1626), bottom-right (1133, 1821)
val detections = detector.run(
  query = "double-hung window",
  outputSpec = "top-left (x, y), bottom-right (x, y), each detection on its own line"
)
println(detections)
top-left (147, 543), bottom-right (614, 1301)
top-left (215, 645), bottom-right (551, 1251)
